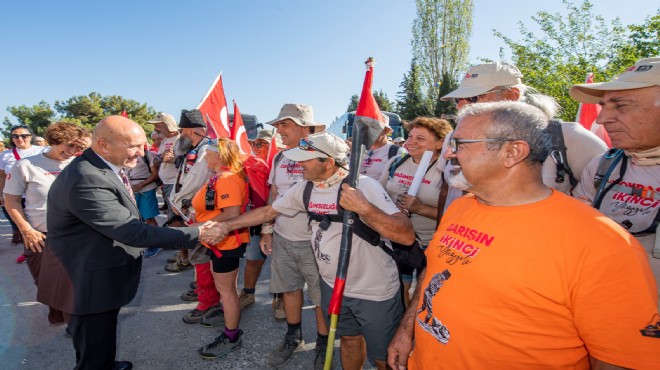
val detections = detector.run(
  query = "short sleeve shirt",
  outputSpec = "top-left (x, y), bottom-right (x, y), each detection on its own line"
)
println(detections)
top-left (267, 151), bottom-right (310, 241)
top-left (4, 154), bottom-right (73, 232)
top-left (272, 175), bottom-right (401, 301)
top-left (360, 143), bottom-right (405, 180)
top-left (157, 135), bottom-right (179, 184)
top-left (1, 146), bottom-right (47, 183)
top-left (126, 151), bottom-right (158, 193)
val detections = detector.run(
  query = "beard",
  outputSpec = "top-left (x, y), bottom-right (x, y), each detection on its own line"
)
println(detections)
top-left (174, 135), bottom-right (193, 157)
top-left (446, 158), bottom-right (473, 191)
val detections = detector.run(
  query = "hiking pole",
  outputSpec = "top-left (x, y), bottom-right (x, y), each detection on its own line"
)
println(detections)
top-left (324, 57), bottom-right (386, 370)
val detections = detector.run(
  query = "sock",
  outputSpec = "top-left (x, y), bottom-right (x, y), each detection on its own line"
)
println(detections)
top-left (224, 327), bottom-right (240, 342)
top-left (316, 333), bottom-right (329, 347)
top-left (243, 288), bottom-right (255, 294)
top-left (287, 322), bottom-right (301, 336)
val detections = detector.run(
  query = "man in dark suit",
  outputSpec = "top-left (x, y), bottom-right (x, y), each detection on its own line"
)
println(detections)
top-left (37, 116), bottom-right (221, 370)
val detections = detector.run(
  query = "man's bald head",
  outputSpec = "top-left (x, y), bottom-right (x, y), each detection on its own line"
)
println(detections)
top-left (92, 115), bottom-right (147, 168)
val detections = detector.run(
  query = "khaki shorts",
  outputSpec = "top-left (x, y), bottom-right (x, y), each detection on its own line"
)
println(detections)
top-left (270, 232), bottom-right (321, 306)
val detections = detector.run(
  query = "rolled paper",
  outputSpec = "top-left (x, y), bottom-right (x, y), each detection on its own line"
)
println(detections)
top-left (407, 150), bottom-right (433, 196)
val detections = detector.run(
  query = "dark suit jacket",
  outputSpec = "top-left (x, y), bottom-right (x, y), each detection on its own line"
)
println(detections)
top-left (38, 148), bottom-right (200, 315)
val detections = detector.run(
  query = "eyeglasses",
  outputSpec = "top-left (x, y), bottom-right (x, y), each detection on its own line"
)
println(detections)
top-left (449, 135), bottom-right (516, 153)
top-left (11, 134), bottom-right (31, 140)
top-left (299, 138), bottom-right (348, 170)
top-left (452, 87), bottom-right (510, 105)
top-left (250, 141), bottom-right (267, 149)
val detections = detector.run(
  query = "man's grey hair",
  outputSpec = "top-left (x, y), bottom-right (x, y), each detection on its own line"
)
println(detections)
top-left (457, 101), bottom-right (551, 164)
top-left (498, 84), bottom-right (560, 120)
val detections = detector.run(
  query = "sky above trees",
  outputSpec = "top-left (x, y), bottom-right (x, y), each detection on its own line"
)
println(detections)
top-left (0, 0), bottom-right (657, 132)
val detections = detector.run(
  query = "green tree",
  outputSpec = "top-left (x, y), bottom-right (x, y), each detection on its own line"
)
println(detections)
top-left (347, 94), bottom-right (359, 112)
top-left (396, 59), bottom-right (430, 121)
top-left (493, 0), bottom-right (631, 121)
top-left (412, 0), bottom-right (474, 112)
top-left (609, 12), bottom-right (660, 72)
top-left (434, 72), bottom-right (458, 119)
top-left (2, 101), bottom-right (56, 138)
top-left (54, 92), bottom-right (157, 133)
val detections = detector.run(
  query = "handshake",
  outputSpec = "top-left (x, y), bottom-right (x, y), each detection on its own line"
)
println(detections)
top-left (197, 221), bottom-right (231, 245)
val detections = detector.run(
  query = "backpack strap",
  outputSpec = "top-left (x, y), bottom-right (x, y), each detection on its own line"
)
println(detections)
top-left (593, 149), bottom-right (626, 209)
top-left (548, 120), bottom-right (577, 189)
top-left (388, 145), bottom-right (400, 159)
top-left (388, 154), bottom-right (411, 179)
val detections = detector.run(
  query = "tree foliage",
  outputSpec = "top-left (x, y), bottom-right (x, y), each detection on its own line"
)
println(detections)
top-left (434, 72), bottom-right (458, 120)
top-left (3, 92), bottom-right (157, 140)
top-left (412, 0), bottom-right (474, 112)
top-left (493, 0), bottom-right (658, 121)
top-left (396, 59), bottom-right (430, 121)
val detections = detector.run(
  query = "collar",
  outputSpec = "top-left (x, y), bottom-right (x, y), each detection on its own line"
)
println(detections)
top-left (94, 150), bottom-right (123, 176)
top-left (625, 146), bottom-right (660, 166)
top-left (313, 167), bottom-right (348, 189)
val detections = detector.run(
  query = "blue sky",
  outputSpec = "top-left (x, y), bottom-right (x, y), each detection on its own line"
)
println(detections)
top-left (0, 0), bottom-right (657, 132)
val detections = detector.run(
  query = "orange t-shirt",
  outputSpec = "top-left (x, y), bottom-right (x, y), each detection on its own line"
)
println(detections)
top-left (191, 171), bottom-right (249, 251)
top-left (409, 190), bottom-right (660, 370)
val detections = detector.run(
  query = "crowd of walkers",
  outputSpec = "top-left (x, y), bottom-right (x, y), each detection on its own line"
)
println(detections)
top-left (3, 58), bottom-right (660, 369)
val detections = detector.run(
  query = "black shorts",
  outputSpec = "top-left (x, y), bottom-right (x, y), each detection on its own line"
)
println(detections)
top-left (210, 243), bottom-right (246, 273)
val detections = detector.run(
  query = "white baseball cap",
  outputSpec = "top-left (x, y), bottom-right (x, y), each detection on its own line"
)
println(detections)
top-left (570, 57), bottom-right (660, 104)
top-left (283, 132), bottom-right (348, 164)
top-left (441, 62), bottom-right (524, 100)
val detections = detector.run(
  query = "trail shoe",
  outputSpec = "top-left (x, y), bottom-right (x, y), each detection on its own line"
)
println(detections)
top-left (238, 292), bottom-right (255, 310)
top-left (166, 251), bottom-right (182, 263)
top-left (182, 304), bottom-right (222, 324)
top-left (165, 259), bottom-right (192, 272)
top-left (180, 289), bottom-right (198, 302)
top-left (198, 330), bottom-right (243, 360)
top-left (144, 247), bottom-right (161, 258)
top-left (314, 339), bottom-right (333, 370)
top-left (272, 295), bottom-right (286, 322)
top-left (199, 306), bottom-right (225, 328)
top-left (267, 330), bottom-right (304, 368)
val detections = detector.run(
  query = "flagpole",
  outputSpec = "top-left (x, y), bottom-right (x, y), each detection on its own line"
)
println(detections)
top-left (324, 57), bottom-right (381, 370)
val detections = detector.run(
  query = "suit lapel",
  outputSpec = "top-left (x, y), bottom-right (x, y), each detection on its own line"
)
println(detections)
top-left (83, 149), bottom-right (141, 217)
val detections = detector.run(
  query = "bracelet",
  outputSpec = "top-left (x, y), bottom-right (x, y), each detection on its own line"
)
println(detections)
top-left (261, 223), bottom-right (274, 234)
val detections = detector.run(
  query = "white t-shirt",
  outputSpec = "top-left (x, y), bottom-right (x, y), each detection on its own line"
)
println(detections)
top-left (157, 134), bottom-right (179, 185)
top-left (4, 153), bottom-right (73, 232)
top-left (272, 175), bottom-right (401, 301)
top-left (0, 145), bottom-right (47, 182)
top-left (267, 151), bottom-right (310, 242)
top-left (126, 151), bottom-right (158, 193)
top-left (380, 155), bottom-right (443, 245)
top-left (359, 143), bottom-right (405, 180)
top-left (574, 154), bottom-right (660, 235)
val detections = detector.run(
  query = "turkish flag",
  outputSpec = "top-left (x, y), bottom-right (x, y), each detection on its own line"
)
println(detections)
top-left (197, 73), bottom-right (231, 139)
top-left (231, 100), bottom-right (251, 154)
top-left (576, 73), bottom-right (611, 147)
top-left (266, 133), bottom-right (280, 170)
top-left (121, 110), bottom-right (128, 118)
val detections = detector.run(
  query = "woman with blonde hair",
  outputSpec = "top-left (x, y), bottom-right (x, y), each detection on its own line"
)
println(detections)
top-left (195, 138), bottom-right (250, 360)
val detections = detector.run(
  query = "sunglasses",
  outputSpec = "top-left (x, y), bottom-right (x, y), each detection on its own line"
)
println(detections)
top-left (11, 134), bottom-right (32, 140)
top-left (449, 133), bottom-right (516, 153)
top-left (452, 87), bottom-right (510, 105)
top-left (299, 138), bottom-right (348, 170)
top-left (250, 141), bottom-right (267, 149)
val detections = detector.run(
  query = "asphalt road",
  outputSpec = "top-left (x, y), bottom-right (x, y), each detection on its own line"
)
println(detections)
top-left (0, 212), bottom-right (345, 370)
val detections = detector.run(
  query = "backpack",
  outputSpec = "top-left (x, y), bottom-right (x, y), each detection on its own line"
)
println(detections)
top-left (388, 144), bottom-right (400, 160)
top-left (592, 148), bottom-right (660, 234)
top-left (243, 154), bottom-right (271, 209)
top-left (548, 120), bottom-right (577, 190)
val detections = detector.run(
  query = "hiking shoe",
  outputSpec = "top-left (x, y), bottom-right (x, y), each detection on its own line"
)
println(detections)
top-left (144, 247), bottom-right (161, 258)
top-left (199, 306), bottom-right (225, 328)
top-left (182, 304), bottom-right (220, 324)
top-left (314, 340), bottom-right (332, 370)
top-left (267, 330), bottom-right (304, 368)
top-left (239, 292), bottom-right (255, 310)
top-left (165, 259), bottom-right (192, 272)
top-left (180, 290), bottom-right (198, 302)
top-left (272, 295), bottom-right (286, 322)
top-left (166, 251), bottom-right (181, 263)
top-left (198, 331), bottom-right (243, 360)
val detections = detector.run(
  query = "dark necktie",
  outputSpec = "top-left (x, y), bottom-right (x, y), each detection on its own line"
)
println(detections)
top-left (118, 169), bottom-right (135, 200)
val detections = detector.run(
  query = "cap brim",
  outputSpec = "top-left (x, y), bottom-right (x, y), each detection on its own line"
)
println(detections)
top-left (147, 119), bottom-right (164, 124)
top-left (441, 85), bottom-right (495, 100)
top-left (282, 147), bottom-right (327, 162)
top-left (570, 81), bottom-right (655, 103)
top-left (265, 116), bottom-right (325, 130)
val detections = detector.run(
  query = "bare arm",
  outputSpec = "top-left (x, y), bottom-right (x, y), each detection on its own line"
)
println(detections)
top-left (132, 165), bottom-right (160, 193)
top-left (388, 268), bottom-right (425, 369)
top-left (0, 170), bottom-right (6, 207)
top-left (218, 205), bottom-right (281, 239)
top-left (4, 193), bottom-right (46, 252)
top-left (339, 183), bottom-right (415, 245)
top-left (398, 194), bottom-right (438, 219)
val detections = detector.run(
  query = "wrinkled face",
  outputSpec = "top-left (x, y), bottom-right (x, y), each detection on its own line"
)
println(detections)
top-left (11, 128), bottom-right (32, 149)
top-left (443, 115), bottom-right (501, 193)
top-left (273, 119), bottom-right (308, 148)
top-left (298, 157), bottom-right (328, 182)
top-left (100, 128), bottom-right (147, 168)
top-left (597, 87), bottom-right (660, 151)
top-left (405, 127), bottom-right (443, 159)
